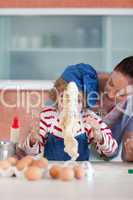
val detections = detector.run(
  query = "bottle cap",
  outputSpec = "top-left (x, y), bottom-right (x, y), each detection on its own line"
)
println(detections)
top-left (11, 117), bottom-right (19, 128)
top-left (128, 169), bottom-right (133, 174)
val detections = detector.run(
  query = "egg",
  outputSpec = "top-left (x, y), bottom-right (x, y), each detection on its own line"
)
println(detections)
top-left (73, 165), bottom-right (85, 179)
top-left (0, 160), bottom-right (11, 170)
top-left (25, 166), bottom-right (42, 181)
top-left (49, 165), bottom-right (61, 179)
top-left (59, 167), bottom-right (74, 181)
top-left (16, 156), bottom-right (33, 171)
top-left (31, 158), bottom-right (48, 169)
top-left (16, 160), bottom-right (27, 171)
top-left (22, 156), bottom-right (33, 164)
top-left (8, 157), bottom-right (18, 166)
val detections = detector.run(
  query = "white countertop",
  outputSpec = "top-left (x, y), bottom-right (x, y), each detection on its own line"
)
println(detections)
top-left (0, 80), bottom-right (54, 90)
top-left (0, 162), bottom-right (133, 200)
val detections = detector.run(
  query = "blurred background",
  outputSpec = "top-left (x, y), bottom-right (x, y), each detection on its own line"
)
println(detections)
top-left (0, 15), bottom-right (133, 80)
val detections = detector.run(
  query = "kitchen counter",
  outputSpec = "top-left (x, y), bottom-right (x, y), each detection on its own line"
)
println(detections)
top-left (0, 162), bottom-right (133, 200)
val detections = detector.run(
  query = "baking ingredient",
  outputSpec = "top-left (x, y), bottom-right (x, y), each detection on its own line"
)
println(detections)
top-left (25, 166), bottom-right (42, 181)
top-left (0, 160), bottom-right (11, 170)
top-left (59, 167), bottom-right (74, 181)
top-left (59, 82), bottom-right (80, 160)
top-left (16, 156), bottom-right (33, 171)
top-left (31, 158), bottom-right (48, 169)
top-left (49, 164), bottom-right (61, 179)
top-left (73, 165), bottom-right (85, 179)
top-left (22, 156), bottom-right (33, 164)
top-left (8, 157), bottom-right (17, 166)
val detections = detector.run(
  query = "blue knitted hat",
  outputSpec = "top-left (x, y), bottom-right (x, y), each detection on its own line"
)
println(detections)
top-left (60, 63), bottom-right (99, 108)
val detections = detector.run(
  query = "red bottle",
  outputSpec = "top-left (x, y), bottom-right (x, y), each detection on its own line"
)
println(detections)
top-left (10, 117), bottom-right (20, 144)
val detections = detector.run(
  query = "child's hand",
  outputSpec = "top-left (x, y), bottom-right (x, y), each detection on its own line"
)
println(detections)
top-left (86, 115), bottom-right (100, 130)
top-left (29, 135), bottom-right (38, 146)
top-left (29, 130), bottom-right (39, 147)
top-left (86, 115), bottom-right (103, 143)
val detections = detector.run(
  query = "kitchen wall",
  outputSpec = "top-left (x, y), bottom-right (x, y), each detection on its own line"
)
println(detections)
top-left (0, 89), bottom-right (49, 142)
top-left (0, 0), bottom-right (133, 8)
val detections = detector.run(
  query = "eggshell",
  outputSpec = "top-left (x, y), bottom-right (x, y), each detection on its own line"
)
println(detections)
top-left (31, 158), bottom-right (48, 169)
top-left (59, 167), bottom-right (74, 181)
top-left (49, 165), bottom-right (61, 179)
top-left (25, 166), bottom-right (42, 181)
top-left (0, 160), bottom-right (11, 170)
top-left (73, 165), bottom-right (85, 179)
top-left (14, 167), bottom-right (25, 178)
top-left (8, 157), bottom-right (18, 166)
top-left (2, 166), bottom-right (15, 177)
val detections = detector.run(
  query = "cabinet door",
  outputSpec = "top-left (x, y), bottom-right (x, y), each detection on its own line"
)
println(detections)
top-left (9, 16), bottom-right (104, 80)
top-left (111, 16), bottom-right (133, 67)
top-left (0, 17), bottom-right (10, 79)
top-left (0, 15), bottom-right (133, 80)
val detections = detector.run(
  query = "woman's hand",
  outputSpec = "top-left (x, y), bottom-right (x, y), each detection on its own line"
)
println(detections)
top-left (124, 138), bottom-right (133, 161)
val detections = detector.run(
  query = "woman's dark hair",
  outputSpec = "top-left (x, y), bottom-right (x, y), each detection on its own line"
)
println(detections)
top-left (114, 56), bottom-right (133, 78)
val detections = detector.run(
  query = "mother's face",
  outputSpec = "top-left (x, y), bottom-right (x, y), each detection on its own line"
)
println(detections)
top-left (104, 70), bottom-right (131, 102)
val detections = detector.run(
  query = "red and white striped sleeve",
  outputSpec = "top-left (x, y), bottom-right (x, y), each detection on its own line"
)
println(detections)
top-left (23, 107), bottom-right (56, 156)
top-left (84, 111), bottom-right (118, 157)
top-left (94, 120), bottom-right (118, 157)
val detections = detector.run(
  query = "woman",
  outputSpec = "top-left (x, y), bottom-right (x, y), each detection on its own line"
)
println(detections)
top-left (97, 56), bottom-right (133, 161)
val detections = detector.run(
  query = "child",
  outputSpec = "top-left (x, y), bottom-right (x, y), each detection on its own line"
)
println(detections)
top-left (23, 63), bottom-right (118, 161)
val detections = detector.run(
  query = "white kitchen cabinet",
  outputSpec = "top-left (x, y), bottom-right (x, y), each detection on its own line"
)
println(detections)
top-left (0, 15), bottom-right (133, 80)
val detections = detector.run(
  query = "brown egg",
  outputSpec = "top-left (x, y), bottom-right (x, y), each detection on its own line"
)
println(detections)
top-left (0, 160), bottom-right (11, 170)
top-left (22, 156), bottom-right (33, 164)
top-left (16, 160), bottom-right (27, 171)
top-left (49, 165), bottom-right (62, 179)
top-left (8, 157), bottom-right (18, 166)
top-left (73, 165), bottom-right (85, 179)
top-left (25, 166), bottom-right (42, 181)
top-left (16, 156), bottom-right (33, 171)
top-left (31, 158), bottom-right (48, 169)
top-left (59, 167), bottom-right (74, 181)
